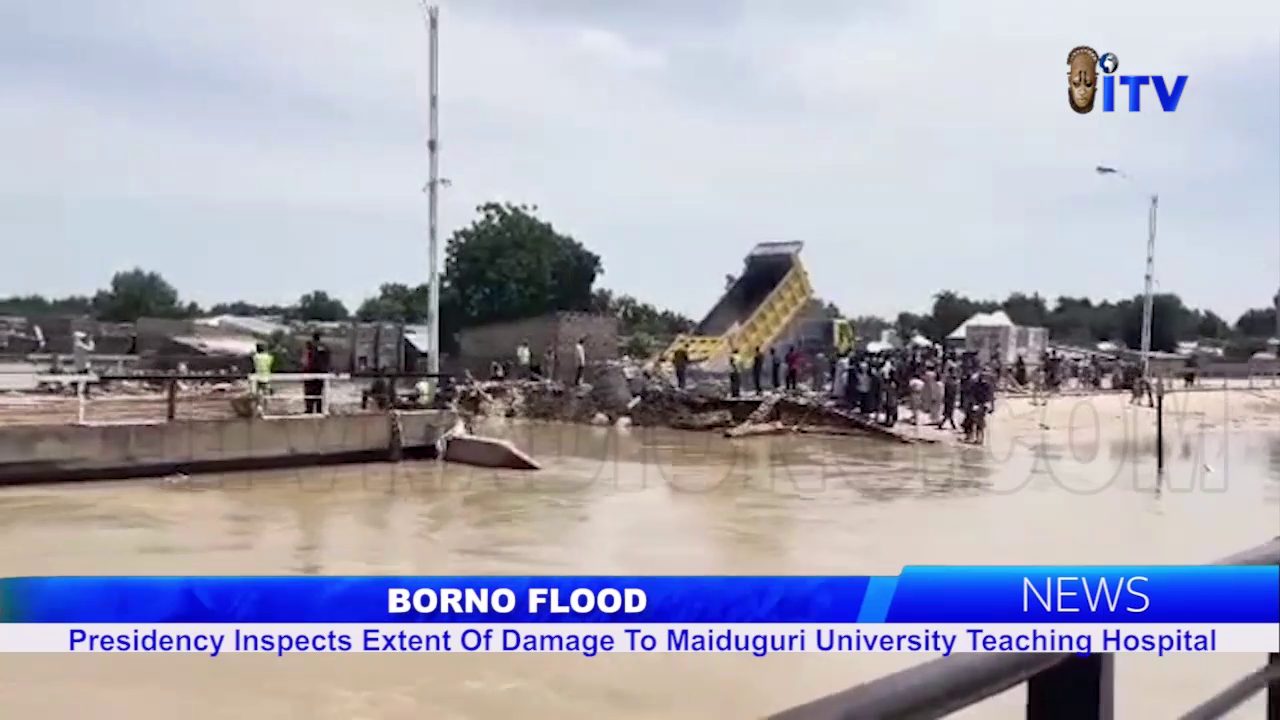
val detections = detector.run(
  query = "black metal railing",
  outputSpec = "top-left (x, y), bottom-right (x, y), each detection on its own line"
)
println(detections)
top-left (770, 537), bottom-right (1280, 720)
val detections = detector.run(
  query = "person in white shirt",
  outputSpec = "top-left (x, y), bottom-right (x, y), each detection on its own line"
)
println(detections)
top-left (574, 338), bottom-right (586, 385)
top-left (515, 340), bottom-right (532, 378)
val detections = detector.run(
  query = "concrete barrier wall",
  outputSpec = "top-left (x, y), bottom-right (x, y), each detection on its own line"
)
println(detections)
top-left (0, 411), bottom-right (453, 484)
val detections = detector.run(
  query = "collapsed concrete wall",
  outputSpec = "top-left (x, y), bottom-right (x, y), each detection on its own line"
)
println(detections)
top-left (457, 312), bottom-right (618, 382)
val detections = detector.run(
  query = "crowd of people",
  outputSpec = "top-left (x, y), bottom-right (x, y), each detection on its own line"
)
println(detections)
top-left (488, 338), bottom-right (589, 386)
top-left (708, 343), bottom-right (998, 444)
top-left (695, 342), bottom-right (1161, 445)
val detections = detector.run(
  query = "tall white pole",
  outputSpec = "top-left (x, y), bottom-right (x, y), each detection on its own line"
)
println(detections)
top-left (1140, 193), bottom-right (1157, 379)
top-left (424, 4), bottom-right (441, 375)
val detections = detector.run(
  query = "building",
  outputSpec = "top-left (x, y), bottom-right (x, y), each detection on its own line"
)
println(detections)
top-left (456, 311), bottom-right (618, 381)
top-left (948, 311), bottom-right (1048, 365)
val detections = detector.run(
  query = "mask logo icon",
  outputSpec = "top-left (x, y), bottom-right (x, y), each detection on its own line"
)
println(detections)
top-left (1067, 46), bottom-right (1100, 114)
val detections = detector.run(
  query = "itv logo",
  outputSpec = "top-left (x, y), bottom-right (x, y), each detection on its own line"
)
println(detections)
top-left (1067, 46), bottom-right (1188, 113)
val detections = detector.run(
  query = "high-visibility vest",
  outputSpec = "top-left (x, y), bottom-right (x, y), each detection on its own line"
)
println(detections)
top-left (252, 351), bottom-right (274, 377)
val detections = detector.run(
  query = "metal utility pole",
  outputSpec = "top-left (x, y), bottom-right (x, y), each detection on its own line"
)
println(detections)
top-left (421, 3), bottom-right (441, 375)
top-left (1141, 193), bottom-right (1158, 379)
top-left (1097, 166), bottom-right (1157, 379)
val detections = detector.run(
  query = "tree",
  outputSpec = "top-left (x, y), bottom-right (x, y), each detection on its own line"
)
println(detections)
top-left (92, 268), bottom-right (190, 322)
top-left (929, 291), bottom-right (997, 341)
top-left (1046, 296), bottom-right (1096, 344)
top-left (208, 300), bottom-right (290, 317)
top-left (293, 290), bottom-right (349, 321)
top-left (1236, 307), bottom-right (1278, 337)
top-left (1002, 292), bottom-right (1049, 328)
top-left (621, 332), bottom-right (655, 358)
top-left (1117, 293), bottom-right (1186, 353)
top-left (356, 283), bottom-right (430, 323)
top-left (851, 314), bottom-right (888, 342)
top-left (1193, 310), bottom-right (1230, 340)
top-left (442, 202), bottom-right (601, 327)
top-left (895, 312), bottom-right (928, 341)
top-left (0, 294), bottom-right (93, 316)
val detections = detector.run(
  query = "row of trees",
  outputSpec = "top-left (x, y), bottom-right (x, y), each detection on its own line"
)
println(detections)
top-left (877, 290), bottom-right (1277, 355)
top-left (0, 274), bottom-right (354, 325)
top-left (1, 201), bottom-right (1274, 356)
top-left (0, 203), bottom-right (695, 352)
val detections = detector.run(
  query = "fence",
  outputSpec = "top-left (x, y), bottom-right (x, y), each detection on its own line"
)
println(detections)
top-left (769, 536), bottom-right (1280, 720)
top-left (7, 371), bottom-right (450, 426)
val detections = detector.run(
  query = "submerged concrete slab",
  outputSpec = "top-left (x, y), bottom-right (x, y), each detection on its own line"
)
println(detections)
top-left (0, 410), bottom-right (455, 485)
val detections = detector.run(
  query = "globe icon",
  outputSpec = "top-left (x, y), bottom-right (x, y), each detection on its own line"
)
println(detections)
top-left (1099, 53), bottom-right (1119, 74)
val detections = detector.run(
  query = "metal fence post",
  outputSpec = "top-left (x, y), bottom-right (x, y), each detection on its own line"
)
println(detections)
top-left (1268, 652), bottom-right (1279, 720)
top-left (1026, 654), bottom-right (1114, 720)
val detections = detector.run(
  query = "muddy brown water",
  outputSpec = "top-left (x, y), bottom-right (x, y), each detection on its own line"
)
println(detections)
top-left (0, 417), bottom-right (1276, 719)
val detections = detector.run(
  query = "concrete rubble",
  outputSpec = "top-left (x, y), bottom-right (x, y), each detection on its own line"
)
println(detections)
top-left (450, 360), bottom-right (934, 444)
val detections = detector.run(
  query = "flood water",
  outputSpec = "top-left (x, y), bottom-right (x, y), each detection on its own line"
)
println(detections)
top-left (0, 415), bottom-right (1277, 719)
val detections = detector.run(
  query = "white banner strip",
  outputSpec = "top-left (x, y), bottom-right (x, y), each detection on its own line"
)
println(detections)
top-left (0, 624), bottom-right (1275, 656)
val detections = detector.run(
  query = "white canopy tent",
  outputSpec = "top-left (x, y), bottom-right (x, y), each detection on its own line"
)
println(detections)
top-left (946, 310), bottom-right (1014, 341)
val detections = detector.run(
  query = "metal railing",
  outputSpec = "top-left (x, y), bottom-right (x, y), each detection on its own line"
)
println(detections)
top-left (23, 371), bottom-right (452, 424)
top-left (770, 537), bottom-right (1280, 720)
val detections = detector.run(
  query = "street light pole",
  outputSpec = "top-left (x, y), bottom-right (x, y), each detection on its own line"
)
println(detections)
top-left (1096, 166), bottom-right (1157, 379)
top-left (1141, 193), bottom-right (1157, 379)
top-left (421, 3), bottom-right (441, 376)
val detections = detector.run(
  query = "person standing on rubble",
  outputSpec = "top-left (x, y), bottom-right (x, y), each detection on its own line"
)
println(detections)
top-left (784, 345), bottom-right (800, 391)
top-left (302, 332), bottom-right (330, 414)
top-left (728, 346), bottom-right (742, 398)
top-left (751, 347), bottom-right (764, 394)
top-left (516, 340), bottom-right (532, 379)
top-left (769, 347), bottom-right (781, 390)
top-left (833, 352), bottom-right (849, 400)
top-left (673, 346), bottom-right (689, 389)
top-left (574, 337), bottom-right (587, 385)
top-left (543, 346), bottom-right (558, 381)
top-left (812, 350), bottom-right (827, 391)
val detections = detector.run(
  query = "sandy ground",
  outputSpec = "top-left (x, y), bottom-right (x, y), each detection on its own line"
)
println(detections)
top-left (995, 381), bottom-right (1280, 446)
top-left (879, 378), bottom-right (1280, 449)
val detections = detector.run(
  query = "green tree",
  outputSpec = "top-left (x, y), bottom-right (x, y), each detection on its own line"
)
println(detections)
top-left (293, 290), bottom-right (349, 321)
top-left (895, 312), bottom-right (928, 341)
top-left (1002, 292), bottom-right (1049, 328)
top-left (1117, 293), bottom-right (1186, 352)
top-left (851, 314), bottom-right (888, 342)
top-left (443, 202), bottom-right (601, 327)
top-left (621, 332), bottom-right (655, 358)
top-left (929, 290), bottom-right (997, 341)
top-left (356, 283), bottom-right (430, 323)
top-left (0, 294), bottom-right (94, 316)
top-left (1193, 310), bottom-right (1230, 339)
top-left (208, 300), bottom-right (290, 317)
top-left (92, 268), bottom-right (191, 322)
top-left (1236, 307), bottom-right (1278, 337)
top-left (1046, 296), bottom-right (1095, 344)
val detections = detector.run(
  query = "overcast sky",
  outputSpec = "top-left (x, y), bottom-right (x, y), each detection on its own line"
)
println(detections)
top-left (1, 0), bottom-right (1277, 322)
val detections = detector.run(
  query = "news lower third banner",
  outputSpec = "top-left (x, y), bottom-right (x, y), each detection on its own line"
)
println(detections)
top-left (0, 568), bottom-right (1275, 656)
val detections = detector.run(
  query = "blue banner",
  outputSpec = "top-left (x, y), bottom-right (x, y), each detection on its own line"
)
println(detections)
top-left (1, 567), bottom-right (1274, 624)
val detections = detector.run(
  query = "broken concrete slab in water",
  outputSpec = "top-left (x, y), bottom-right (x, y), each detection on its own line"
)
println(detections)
top-left (450, 375), bottom-right (937, 445)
